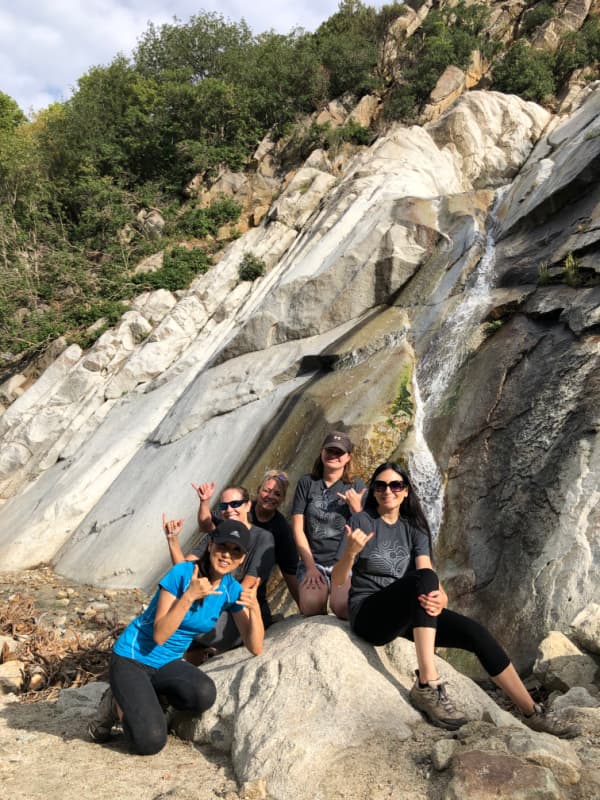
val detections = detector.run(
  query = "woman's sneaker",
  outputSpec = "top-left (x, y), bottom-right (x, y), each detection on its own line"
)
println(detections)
top-left (409, 671), bottom-right (468, 730)
top-left (88, 687), bottom-right (118, 742)
top-left (523, 703), bottom-right (581, 739)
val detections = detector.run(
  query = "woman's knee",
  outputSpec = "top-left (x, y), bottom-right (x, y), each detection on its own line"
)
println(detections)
top-left (189, 674), bottom-right (217, 713)
top-left (330, 597), bottom-right (348, 620)
top-left (414, 568), bottom-right (439, 595)
top-left (330, 584), bottom-right (349, 620)
top-left (298, 586), bottom-right (328, 616)
top-left (129, 718), bottom-right (167, 756)
top-left (160, 667), bottom-right (218, 713)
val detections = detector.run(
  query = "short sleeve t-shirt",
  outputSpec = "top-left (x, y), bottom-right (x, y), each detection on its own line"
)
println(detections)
top-left (191, 525), bottom-right (275, 623)
top-left (344, 510), bottom-right (431, 624)
top-left (114, 561), bottom-right (243, 668)
top-left (249, 503), bottom-right (298, 576)
top-left (291, 474), bottom-right (366, 567)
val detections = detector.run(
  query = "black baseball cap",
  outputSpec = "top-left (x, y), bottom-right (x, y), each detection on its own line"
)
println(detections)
top-left (210, 520), bottom-right (251, 553)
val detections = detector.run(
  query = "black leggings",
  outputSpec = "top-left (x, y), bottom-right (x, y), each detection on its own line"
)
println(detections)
top-left (109, 652), bottom-right (217, 755)
top-left (352, 568), bottom-right (510, 677)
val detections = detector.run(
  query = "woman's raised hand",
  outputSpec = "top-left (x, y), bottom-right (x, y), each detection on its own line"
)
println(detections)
top-left (337, 487), bottom-right (366, 513)
top-left (238, 577), bottom-right (261, 612)
top-left (344, 525), bottom-right (374, 556)
top-left (187, 563), bottom-right (222, 601)
top-left (192, 481), bottom-right (216, 502)
top-left (163, 513), bottom-right (184, 540)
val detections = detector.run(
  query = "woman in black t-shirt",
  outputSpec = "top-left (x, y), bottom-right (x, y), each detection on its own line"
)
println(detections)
top-left (332, 461), bottom-right (578, 738)
top-left (251, 470), bottom-right (299, 605)
top-left (291, 431), bottom-right (365, 618)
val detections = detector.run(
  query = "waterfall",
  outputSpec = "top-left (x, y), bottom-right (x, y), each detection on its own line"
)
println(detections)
top-left (409, 377), bottom-right (445, 536)
top-left (419, 221), bottom-right (499, 408)
top-left (409, 194), bottom-right (503, 537)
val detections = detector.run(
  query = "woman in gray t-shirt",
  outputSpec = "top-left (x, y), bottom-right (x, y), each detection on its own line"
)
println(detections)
top-left (332, 461), bottom-right (577, 738)
top-left (291, 431), bottom-right (365, 618)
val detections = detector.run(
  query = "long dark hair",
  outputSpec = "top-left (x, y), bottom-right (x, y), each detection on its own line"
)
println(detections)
top-left (193, 548), bottom-right (212, 578)
top-left (364, 462), bottom-right (433, 552)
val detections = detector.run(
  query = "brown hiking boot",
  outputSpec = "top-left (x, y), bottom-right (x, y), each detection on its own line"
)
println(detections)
top-left (523, 703), bottom-right (581, 739)
top-left (88, 687), bottom-right (118, 743)
top-left (409, 671), bottom-right (468, 731)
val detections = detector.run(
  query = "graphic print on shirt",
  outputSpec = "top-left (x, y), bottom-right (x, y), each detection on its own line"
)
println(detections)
top-left (307, 487), bottom-right (347, 543)
top-left (359, 537), bottom-right (411, 589)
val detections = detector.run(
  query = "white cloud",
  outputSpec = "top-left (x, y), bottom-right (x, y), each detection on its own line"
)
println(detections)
top-left (2, 1), bottom-right (383, 116)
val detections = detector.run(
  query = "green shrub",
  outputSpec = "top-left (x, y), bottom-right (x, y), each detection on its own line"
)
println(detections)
top-left (492, 40), bottom-right (556, 101)
top-left (521, 3), bottom-right (555, 35)
top-left (332, 119), bottom-right (372, 146)
top-left (238, 252), bottom-right (266, 281)
top-left (554, 19), bottom-right (600, 83)
top-left (563, 251), bottom-right (580, 287)
top-left (133, 246), bottom-right (210, 291)
top-left (383, 85), bottom-right (418, 122)
top-left (537, 261), bottom-right (550, 285)
top-left (390, 373), bottom-right (413, 417)
top-left (66, 299), bottom-right (129, 327)
top-left (281, 118), bottom-right (372, 165)
top-left (177, 195), bottom-right (242, 238)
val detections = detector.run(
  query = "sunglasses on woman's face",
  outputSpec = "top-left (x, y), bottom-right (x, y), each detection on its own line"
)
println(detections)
top-left (214, 542), bottom-right (245, 558)
top-left (373, 480), bottom-right (407, 494)
top-left (218, 499), bottom-right (245, 510)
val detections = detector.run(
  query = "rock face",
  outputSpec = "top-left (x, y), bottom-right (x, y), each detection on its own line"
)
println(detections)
top-left (173, 617), bottom-right (584, 800)
top-left (434, 87), bottom-right (600, 666)
top-left (533, 632), bottom-right (599, 692)
top-left (0, 87), bottom-right (598, 678)
top-left (570, 603), bottom-right (600, 654)
top-left (530, 0), bottom-right (592, 51)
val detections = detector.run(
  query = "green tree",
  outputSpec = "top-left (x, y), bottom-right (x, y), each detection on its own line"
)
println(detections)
top-left (0, 92), bottom-right (27, 131)
top-left (315, 0), bottom-right (380, 97)
top-left (240, 31), bottom-right (327, 132)
top-left (554, 18), bottom-right (600, 82)
top-left (521, 3), bottom-right (556, 35)
top-left (134, 12), bottom-right (253, 81)
top-left (493, 40), bottom-right (556, 101)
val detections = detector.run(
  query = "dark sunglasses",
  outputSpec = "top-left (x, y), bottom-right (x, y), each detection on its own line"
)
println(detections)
top-left (218, 499), bottom-right (246, 510)
top-left (373, 480), bottom-right (407, 494)
top-left (214, 542), bottom-right (245, 558)
top-left (324, 447), bottom-right (346, 457)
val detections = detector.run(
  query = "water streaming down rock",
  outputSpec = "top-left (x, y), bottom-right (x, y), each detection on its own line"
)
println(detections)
top-left (409, 376), bottom-right (445, 536)
top-left (409, 196), bottom-right (502, 537)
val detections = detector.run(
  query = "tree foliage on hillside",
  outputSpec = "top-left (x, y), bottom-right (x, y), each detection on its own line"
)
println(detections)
top-left (384, 0), bottom-right (492, 121)
top-left (0, 1), bottom-right (598, 369)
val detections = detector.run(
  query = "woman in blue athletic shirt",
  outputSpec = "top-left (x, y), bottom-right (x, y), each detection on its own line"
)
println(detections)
top-left (88, 518), bottom-right (264, 755)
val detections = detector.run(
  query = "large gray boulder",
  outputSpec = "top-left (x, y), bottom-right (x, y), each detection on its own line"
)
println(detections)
top-left (177, 617), bottom-right (526, 798)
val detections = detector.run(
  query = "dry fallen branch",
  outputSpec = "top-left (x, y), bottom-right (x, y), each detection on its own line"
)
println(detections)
top-left (0, 593), bottom-right (38, 636)
top-left (0, 593), bottom-right (124, 702)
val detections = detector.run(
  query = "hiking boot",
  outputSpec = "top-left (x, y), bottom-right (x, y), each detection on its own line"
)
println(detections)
top-left (523, 703), bottom-right (581, 739)
top-left (409, 671), bottom-right (468, 731)
top-left (88, 687), bottom-right (118, 743)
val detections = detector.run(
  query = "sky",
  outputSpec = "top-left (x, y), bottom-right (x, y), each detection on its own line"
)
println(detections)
top-left (0, 1), bottom-right (385, 116)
